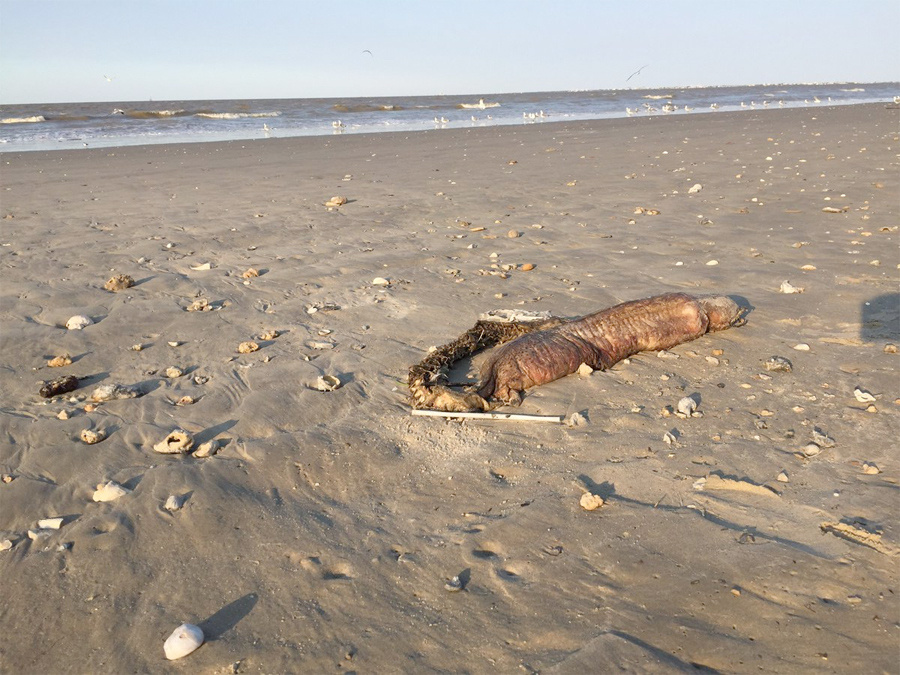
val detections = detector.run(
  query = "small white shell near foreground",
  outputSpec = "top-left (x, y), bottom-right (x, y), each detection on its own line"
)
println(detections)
top-left (164, 622), bottom-right (204, 660)
top-left (65, 315), bottom-right (93, 330)
top-left (92, 480), bottom-right (131, 502)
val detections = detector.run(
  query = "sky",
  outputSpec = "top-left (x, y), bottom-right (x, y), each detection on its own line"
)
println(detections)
top-left (1, 0), bottom-right (898, 104)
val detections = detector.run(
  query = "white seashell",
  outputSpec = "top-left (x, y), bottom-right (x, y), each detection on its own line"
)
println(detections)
top-left (66, 315), bottom-right (93, 330)
top-left (793, 343), bottom-right (810, 351)
top-left (853, 387), bottom-right (876, 403)
top-left (0, 539), bottom-right (13, 552)
top-left (153, 430), bottom-right (194, 454)
top-left (164, 623), bottom-right (204, 660)
top-left (80, 428), bottom-right (106, 444)
top-left (676, 396), bottom-right (698, 417)
top-left (165, 366), bottom-right (184, 378)
top-left (28, 528), bottom-right (53, 540)
top-left (190, 262), bottom-right (212, 271)
top-left (92, 480), bottom-right (131, 502)
top-left (779, 280), bottom-right (804, 294)
top-left (688, 183), bottom-right (703, 194)
top-left (37, 517), bottom-right (64, 530)
top-left (372, 277), bottom-right (390, 286)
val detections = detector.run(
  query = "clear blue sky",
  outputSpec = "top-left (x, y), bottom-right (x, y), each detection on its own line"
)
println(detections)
top-left (1, 0), bottom-right (897, 104)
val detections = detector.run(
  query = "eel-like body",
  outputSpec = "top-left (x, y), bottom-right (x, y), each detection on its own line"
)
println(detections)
top-left (408, 292), bottom-right (745, 412)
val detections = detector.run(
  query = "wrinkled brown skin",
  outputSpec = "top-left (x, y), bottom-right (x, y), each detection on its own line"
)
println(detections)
top-left (477, 293), bottom-right (744, 405)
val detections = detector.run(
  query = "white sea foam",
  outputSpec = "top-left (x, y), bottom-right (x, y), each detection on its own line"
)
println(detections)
top-left (1, 116), bottom-right (46, 124)
top-left (195, 111), bottom-right (281, 119)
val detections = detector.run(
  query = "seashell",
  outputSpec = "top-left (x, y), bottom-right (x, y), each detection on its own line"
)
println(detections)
top-left (862, 462), bottom-right (881, 475)
top-left (92, 480), bottom-right (131, 502)
top-left (776, 471), bottom-right (790, 483)
top-left (779, 280), bottom-right (804, 294)
top-left (38, 517), bottom-right (64, 530)
top-left (104, 274), bottom-right (135, 292)
top-left (885, 344), bottom-right (898, 354)
top-left (165, 366), bottom-right (184, 378)
top-left (577, 363), bottom-right (593, 377)
top-left (566, 411), bottom-right (588, 427)
top-left (507, 229), bottom-right (520, 238)
top-left (519, 263), bottom-right (535, 271)
top-left (853, 387), bottom-right (876, 403)
top-left (764, 355), bottom-right (793, 372)
top-left (153, 430), bottom-right (194, 454)
top-left (164, 623), bottom-right (204, 660)
top-left (28, 528), bottom-right (53, 540)
top-left (325, 196), bottom-right (348, 207)
top-left (167, 341), bottom-right (181, 347)
top-left (676, 395), bottom-right (698, 417)
top-left (793, 343), bottom-right (810, 351)
top-left (175, 395), bottom-right (195, 406)
top-left (821, 206), bottom-right (847, 213)
top-left (130, 343), bottom-right (143, 351)
top-left (800, 264), bottom-right (817, 271)
top-left (66, 315), bottom-right (93, 330)
top-left (193, 439), bottom-right (220, 458)
top-left (579, 492), bottom-right (604, 511)
top-left (688, 183), bottom-right (703, 194)
top-left (80, 428), bottom-right (106, 445)
top-left (812, 428), bottom-right (835, 448)
top-left (48, 354), bottom-right (72, 368)
top-left (663, 430), bottom-right (677, 445)
top-left (800, 442), bottom-right (821, 457)
top-left (185, 298), bottom-right (211, 312)
top-left (372, 277), bottom-right (390, 286)
top-left (313, 375), bottom-right (342, 392)
top-left (0, 539), bottom-right (13, 552)
top-left (241, 267), bottom-right (259, 279)
top-left (259, 329), bottom-right (279, 340)
top-left (705, 260), bottom-right (719, 266)
top-left (40, 375), bottom-right (79, 398)
top-left (444, 576), bottom-right (464, 592)
top-left (57, 410), bottom-right (70, 420)
top-left (238, 341), bottom-right (259, 354)
top-left (91, 383), bottom-right (141, 402)
top-left (190, 262), bottom-right (212, 271)
top-left (307, 340), bottom-right (335, 350)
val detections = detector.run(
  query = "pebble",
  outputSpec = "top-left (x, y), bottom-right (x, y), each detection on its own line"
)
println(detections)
top-left (80, 428), bottom-right (106, 445)
top-left (520, 263), bottom-right (536, 271)
top-left (153, 430), bottom-right (194, 454)
top-left (104, 274), bottom-right (135, 292)
top-left (92, 480), bottom-right (131, 502)
top-left (47, 354), bottom-right (72, 368)
top-left (764, 356), bottom-right (793, 372)
top-left (507, 229), bottom-right (520, 238)
top-left (688, 183), bottom-right (703, 194)
top-left (577, 363), bottom-right (593, 376)
top-left (779, 280), bottom-right (804, 294)
top-left (579, 492), bottom-right (604, 511)
top-left (65, 315), bottom-right (93, 330)
top-left (164, 623), bottom-right (204, 660)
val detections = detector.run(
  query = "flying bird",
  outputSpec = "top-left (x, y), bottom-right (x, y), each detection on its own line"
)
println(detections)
top-left (103, 75), bottom-right (114, 82)
top-left (626, 64), bottom-right (649, 82)
top-left (362, 49), bottom-right (373, 57)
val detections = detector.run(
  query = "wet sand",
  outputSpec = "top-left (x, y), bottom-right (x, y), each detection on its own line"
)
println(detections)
top-left (1, 103), bottom-right (898, 672)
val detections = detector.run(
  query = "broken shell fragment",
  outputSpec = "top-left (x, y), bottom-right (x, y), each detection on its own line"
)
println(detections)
top-left (579, 492), bottom-right (604, 511)
top-left (853, 387), bottom-right (876, 403)
top-left (325, 196), bottom-right (348, 207)
top-left (164, 495), bottom-right (184, 511)
top-left (241, 268), bottom-right (259, 279)
top-left (104, 274), bottom-right (135, 292)
top-left (91, 383), bottom-right (141, 402)
top-left (676, 396), bottom-right (699, 417)
top-left (800, 442), bottom-right (821, 457)
top-left (37, 517), bottom-right (64, 530)
top-left (862, 462), bottom-right (881, 475)
top-left (259, 329), bottom-right (279, 340)
top-left (92, 480), bottom-right (131, 502)
top-left (313, 375), bottom-right (342, 392)
top-left (80, 428), bottom-right (106, 445)
top-left (577, 363), bottom-right (593, 376)
top-left (372, 277), bottom-right (390, 286)
top-left (40, 375), bottom-right (79, 398)
top-left (175, 395), bottom-right (195, 406)
top-left (238, 341), bottom-right (259, 354)
top-left (153, 430), bottom-right (194, 454)
top-left (47, 354), bottom-right (72, 368)
top-left (65, 315), bottom-right (93, 330)
top-left (185, 298), bottom-right (211, 312)
top-left (164, 623), bottom-right (204, 660)
top-left (165, 366), bottom-right (184, 378)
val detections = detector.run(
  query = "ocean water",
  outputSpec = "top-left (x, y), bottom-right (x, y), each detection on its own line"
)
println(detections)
top-left (1, 82), bottom-right (896, 152)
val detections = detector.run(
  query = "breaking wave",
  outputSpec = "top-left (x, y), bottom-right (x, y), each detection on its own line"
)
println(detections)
top-left (1, 116), bottom-right (46, 124)
top-left (195, 111), bottom-right (281, 119)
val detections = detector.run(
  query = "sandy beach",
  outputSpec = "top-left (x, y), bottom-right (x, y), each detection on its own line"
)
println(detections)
top-left (1, 103), bottom-right (898, 672)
